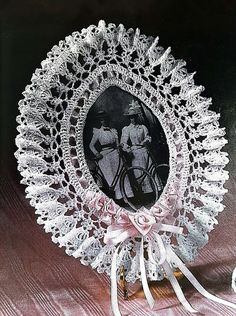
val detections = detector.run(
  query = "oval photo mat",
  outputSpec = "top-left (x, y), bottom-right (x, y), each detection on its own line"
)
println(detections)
top-left (83, 86), bottom-right (169, 211)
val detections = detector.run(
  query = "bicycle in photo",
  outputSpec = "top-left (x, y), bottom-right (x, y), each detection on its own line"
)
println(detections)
top-left (89, 145), bottom-right (169, 211)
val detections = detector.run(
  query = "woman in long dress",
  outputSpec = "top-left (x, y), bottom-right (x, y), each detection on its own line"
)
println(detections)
top-left (120, 101), bottom-right (162, 196)
top-left (89, 110), bottom-right (123, 200)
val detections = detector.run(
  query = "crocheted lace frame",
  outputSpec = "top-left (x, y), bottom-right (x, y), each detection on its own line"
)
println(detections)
top-left (15, 21), bottom-right (229, 283)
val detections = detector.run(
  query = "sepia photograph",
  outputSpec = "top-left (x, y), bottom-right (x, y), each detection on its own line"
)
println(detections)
top-left (83, 86), bottom-right (169, 211)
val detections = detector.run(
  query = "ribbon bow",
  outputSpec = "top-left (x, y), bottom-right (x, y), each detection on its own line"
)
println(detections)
top-left (85, 190), bottom-right (236, 315)
top-left (104, 208), bottom-right (236, 316)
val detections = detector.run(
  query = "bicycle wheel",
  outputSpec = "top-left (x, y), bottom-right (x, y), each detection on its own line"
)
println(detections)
top-left (151, 163), bottom-right (169, 193)
top-left (120, 166), bottom-right (158, 211)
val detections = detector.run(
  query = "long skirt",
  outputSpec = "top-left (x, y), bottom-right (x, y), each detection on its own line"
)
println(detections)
top-left (98, 148), bottom-right (123, 199)
top-left (131, 146), bottom-right (162, 193)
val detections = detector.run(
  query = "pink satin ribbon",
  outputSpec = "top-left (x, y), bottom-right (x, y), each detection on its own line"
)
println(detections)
top-left (85, 190), bottom-right (236, 315)
top-left (104, 209), bottom-right (236, 316)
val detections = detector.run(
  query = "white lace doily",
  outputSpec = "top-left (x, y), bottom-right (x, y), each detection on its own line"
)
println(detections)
top-left (15, 20), bottom-right (228, 283)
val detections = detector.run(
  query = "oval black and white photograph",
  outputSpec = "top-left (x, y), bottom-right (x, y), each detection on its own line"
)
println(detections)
top-left (83, 86), bottom-right (169, 211)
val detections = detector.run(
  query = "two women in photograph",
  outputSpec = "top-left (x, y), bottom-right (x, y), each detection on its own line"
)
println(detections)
top-left (89, 101), bottom-right (162, 204)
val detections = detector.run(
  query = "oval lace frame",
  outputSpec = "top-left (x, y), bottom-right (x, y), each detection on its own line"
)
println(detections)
top-left (15, 21), bottom-right (229, 282)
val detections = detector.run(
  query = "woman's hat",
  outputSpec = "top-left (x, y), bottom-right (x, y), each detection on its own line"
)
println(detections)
top-left (124, 100), bottom-right (142, 116)
top-left (96, 110), bottom-right (109, 119)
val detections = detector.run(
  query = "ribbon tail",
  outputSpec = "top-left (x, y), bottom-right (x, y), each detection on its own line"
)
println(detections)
top-left (147, 240), bottom-right (158, 266)
top-left (153, 232), bottom-right (167, 265)
top-left (167, 246), bottom-right (236, 310)
top-left (162, 261), bottom-right (198, 313)
top-left (111, 246), bottom-right (122, 316)
top-left (140, 237), bottom-right (155, 309)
